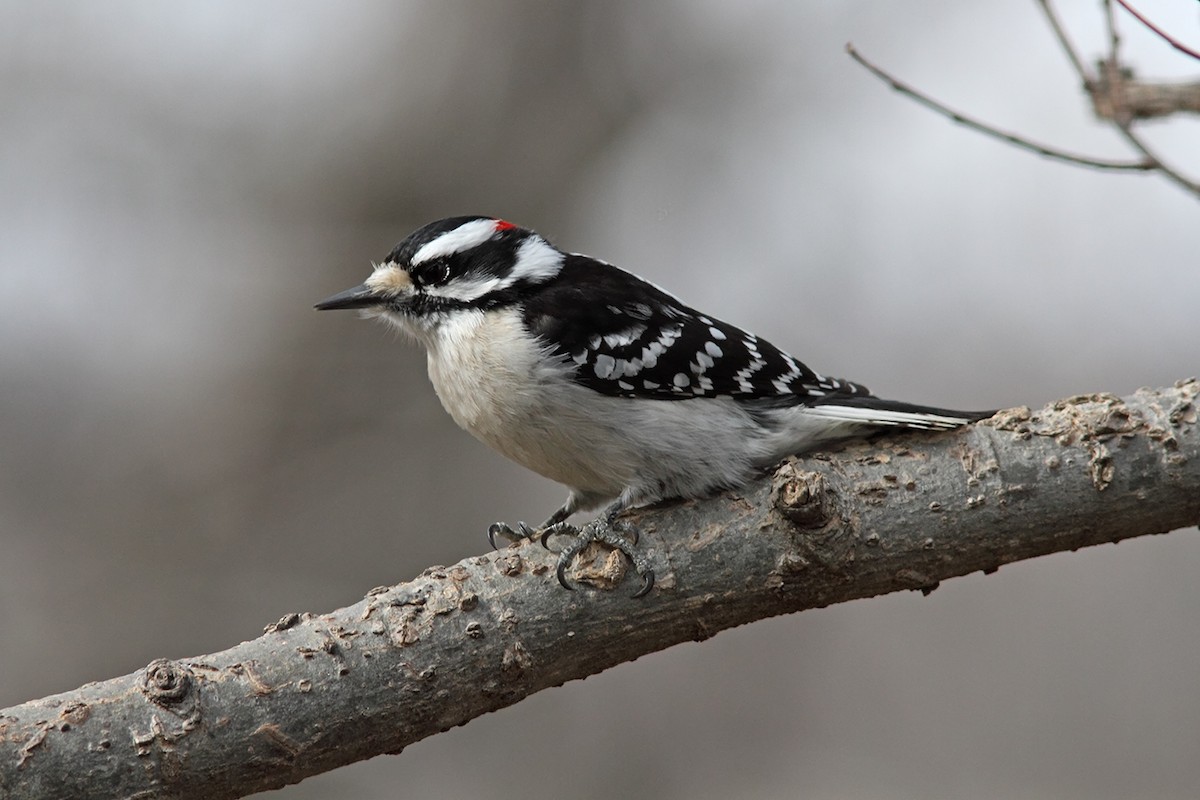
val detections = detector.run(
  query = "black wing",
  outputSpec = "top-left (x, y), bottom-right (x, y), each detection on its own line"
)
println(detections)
top-left (521, 255), bottom-right (871, 403)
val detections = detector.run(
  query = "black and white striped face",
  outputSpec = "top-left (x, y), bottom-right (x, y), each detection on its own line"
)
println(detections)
top-left (314, 216), bottom-right (564, 329)
top-left (374, 216), bottom-right (562, 308)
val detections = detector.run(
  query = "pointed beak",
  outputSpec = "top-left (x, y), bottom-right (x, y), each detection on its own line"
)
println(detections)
top-left (314, 283), bottom-right (381, 311)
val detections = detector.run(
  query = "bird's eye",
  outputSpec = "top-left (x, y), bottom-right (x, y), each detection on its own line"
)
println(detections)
top-left (413, 258), bottom-right (452, 287)
top-left (424, 257), bottom-right (451, 286)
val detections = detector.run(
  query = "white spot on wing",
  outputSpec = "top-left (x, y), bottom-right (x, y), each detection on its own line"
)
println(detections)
top-left (705, 341), bottom-right (722, 358)
top-left (734, 354), bottom-right (769, 395)
top-left (655, 325), bottom-right (683, 346)
top-left (594, 354), bottom-right (616, 379)
top-left (673, 372), bottom-right (690, 388)
top-left (602, 324), bottom-right (647, 349)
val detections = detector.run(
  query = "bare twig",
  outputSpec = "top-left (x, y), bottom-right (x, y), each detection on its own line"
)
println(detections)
top-left (980, 1), bottom-right (1200, 199)
top-left (1099, 1), bottom-right (1200, 196)
top-left (2, 383), bottom-right (1199, 800)
top-left (1035, 0), bottom-right (1095, 89)
top-left (1104, 0), bottom-right (1123, 69)
top-left (1115, 0), bottom-right (1200, 62)
top-left (845, 42), bottom-right (1154, 172)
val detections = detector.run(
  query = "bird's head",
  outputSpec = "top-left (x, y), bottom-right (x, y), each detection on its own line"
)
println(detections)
top-left (315, 216), bottom-right (564, 337)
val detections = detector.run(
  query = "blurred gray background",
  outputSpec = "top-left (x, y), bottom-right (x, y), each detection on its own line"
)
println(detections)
top-left (3, 1), bottom-right (1198, 798)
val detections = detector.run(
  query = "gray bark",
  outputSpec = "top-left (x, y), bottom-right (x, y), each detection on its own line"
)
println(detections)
top-left (2, 382), bottom-right (1197, 800)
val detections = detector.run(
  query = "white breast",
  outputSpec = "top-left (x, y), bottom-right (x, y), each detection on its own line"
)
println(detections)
top-left (424, 310), bottom-right (532, 431)
top-left (422, 309), bottom-right (634, 497)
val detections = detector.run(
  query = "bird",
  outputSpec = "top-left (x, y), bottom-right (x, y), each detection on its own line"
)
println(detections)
top-left (316, 216), bottom-right (992, 597)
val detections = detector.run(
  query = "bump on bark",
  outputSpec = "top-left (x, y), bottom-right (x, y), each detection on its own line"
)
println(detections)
top-left (772, 461), bottom-right (835, 528)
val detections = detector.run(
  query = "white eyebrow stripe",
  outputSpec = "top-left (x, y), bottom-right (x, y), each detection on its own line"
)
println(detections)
top-left (411, 219), bottom-right (500, 265)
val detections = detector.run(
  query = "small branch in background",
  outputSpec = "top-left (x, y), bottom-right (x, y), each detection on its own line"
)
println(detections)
top-left (1098, 0), bottom-right (1200, 197)
top-left (1115, 0), bottom-right (1200, 62)
top-left (1103, 0), bottom-right (1123, 72)
top-left (1036, 0), bottom-right (1095, 88)
top-left (844, 43), bottom-right (1153, 172)
top-left (850, 1), bottom-right (1200, 201)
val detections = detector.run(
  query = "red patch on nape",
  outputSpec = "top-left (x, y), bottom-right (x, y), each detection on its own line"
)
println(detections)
top-left (493, 219), bottom-right (517, 232)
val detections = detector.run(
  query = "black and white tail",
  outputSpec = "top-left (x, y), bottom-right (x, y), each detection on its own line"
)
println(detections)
top-left (803, 396), bottom-right (995, 430)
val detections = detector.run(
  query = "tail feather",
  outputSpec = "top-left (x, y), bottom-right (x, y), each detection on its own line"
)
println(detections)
top-left (803, 396), bottom-right (995, 430)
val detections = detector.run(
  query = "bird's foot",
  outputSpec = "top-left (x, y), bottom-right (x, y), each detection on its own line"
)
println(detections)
top-left (542, 516), bottom-right (654, 598)
top-left (486, 520), bottom-right (539, 549)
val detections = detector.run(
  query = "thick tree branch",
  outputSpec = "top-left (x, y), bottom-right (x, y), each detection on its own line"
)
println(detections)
top-left (2, 382), bottom-right (1198, 799)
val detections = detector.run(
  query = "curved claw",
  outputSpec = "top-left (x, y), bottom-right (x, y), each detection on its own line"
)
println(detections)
top-left (486, 523), bottom-right (505, 551)
top-left (539, 521), bottom-right (578, 550)
top-left (487, 521), bottom-right (537, 550)
top-left (631, 569), bottom-right (655, 599)
top-left (553, 531), bottom-right (587, 589)
top-left (555, 559), bottom-right (576, 591)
